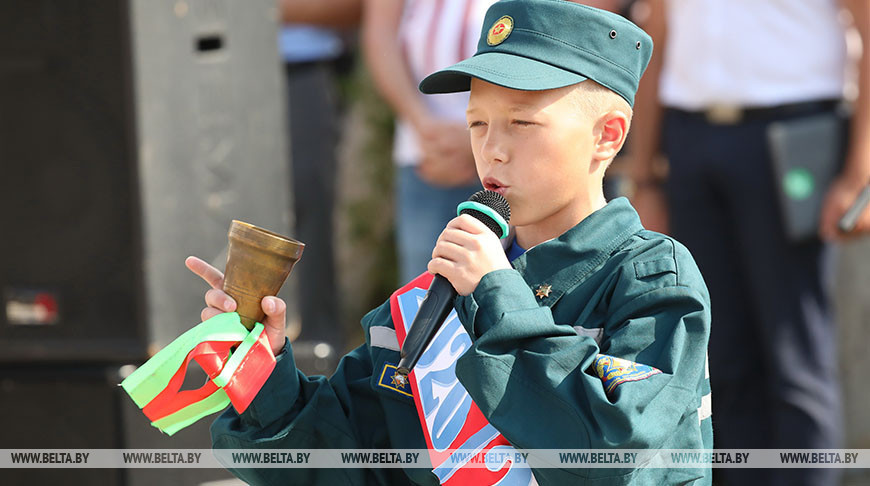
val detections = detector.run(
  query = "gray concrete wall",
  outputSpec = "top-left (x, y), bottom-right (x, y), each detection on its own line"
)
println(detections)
top-left (835, 237), bottom-right (870, 485)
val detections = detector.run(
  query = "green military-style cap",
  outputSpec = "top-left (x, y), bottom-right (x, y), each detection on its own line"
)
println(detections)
top-left (419, 0), bottom-right (653, 107)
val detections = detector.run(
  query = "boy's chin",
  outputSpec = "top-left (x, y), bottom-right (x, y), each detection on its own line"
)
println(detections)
top-left (507, 212), bottom-right (530, 229)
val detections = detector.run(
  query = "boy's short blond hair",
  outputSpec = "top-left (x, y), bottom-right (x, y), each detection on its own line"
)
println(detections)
top-left (569, 80), bottom-right (633, 128)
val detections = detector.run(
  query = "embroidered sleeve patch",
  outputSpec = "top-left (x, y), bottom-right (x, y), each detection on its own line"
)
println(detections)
top-left (593, 354), bottom-right (662, 394)
top-left (378, 363), bottom-right (413, 397)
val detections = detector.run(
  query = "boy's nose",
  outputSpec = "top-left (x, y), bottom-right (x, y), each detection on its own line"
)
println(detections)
top-left (480, 129), bottom-right (509, 165)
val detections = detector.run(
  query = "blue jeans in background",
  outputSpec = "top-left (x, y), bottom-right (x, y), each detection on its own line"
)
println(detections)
top-left (395, 166), bottom-right (481, 284)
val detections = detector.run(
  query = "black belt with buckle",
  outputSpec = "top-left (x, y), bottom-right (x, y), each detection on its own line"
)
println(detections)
top-left (668, 99), bottom-right (842, 125)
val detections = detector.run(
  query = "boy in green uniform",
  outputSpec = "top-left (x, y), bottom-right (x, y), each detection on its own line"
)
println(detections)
top-left (188, 0), bottom-right (712, 483)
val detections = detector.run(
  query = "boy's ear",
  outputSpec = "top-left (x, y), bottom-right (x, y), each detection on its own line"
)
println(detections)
top-left (592, 110), bottom-right (630, 163)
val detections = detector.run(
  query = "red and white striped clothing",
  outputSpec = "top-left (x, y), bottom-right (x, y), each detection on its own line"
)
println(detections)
top-left (393, 0), bottom-right (496, 166)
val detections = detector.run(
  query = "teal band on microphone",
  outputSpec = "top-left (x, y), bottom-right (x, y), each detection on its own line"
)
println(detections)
top-left (456, 201), bottom-right (510, 239)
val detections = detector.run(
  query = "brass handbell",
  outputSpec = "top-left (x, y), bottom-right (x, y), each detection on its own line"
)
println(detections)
top-left (223, 220), bottom-right (305, 330)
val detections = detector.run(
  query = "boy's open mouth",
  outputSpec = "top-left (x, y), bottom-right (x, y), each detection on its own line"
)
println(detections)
top-left (483, 177), bottom-right (508, 194)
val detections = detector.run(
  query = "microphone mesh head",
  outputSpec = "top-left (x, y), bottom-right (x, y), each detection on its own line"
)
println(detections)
top-left (460, 190), bottom-right (511, 238)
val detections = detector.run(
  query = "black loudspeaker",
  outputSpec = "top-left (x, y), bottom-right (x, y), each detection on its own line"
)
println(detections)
top-left (0, 364), bottom-right (237, 486)
top-left (0, 365), bottom-right (126, 485)
top-left (0, 0), bottom-right (295, 363)
top-left (1, 2), bottom-right (292, 483)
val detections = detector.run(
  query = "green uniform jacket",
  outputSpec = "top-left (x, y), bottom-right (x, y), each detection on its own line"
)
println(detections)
top-left (212, 198), bottom-right (713, 485)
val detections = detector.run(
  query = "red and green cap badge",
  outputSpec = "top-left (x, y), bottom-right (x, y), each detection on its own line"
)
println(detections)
top-left (487, 15), bottom-right (514, 46)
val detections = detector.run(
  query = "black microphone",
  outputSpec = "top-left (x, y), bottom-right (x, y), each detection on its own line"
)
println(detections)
top-left (396, 190), bottom-right (511, 379)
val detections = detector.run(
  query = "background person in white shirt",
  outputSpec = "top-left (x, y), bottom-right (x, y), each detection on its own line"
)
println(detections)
top-left (628, 1), bottom-right (870, 485)
top-left (363, 0), bottom-right (494, 284)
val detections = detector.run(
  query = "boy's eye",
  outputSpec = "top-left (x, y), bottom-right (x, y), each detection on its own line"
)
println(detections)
top-left (468, 121), bottom-right (486, 128)
top-left (512, 119), bottom-right (535, 126)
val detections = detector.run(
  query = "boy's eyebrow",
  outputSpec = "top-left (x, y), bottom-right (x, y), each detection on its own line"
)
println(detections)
top-left (466, 104), bottom-right (538, 116)
top-left (507, 105), bottom-right (536, 113)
